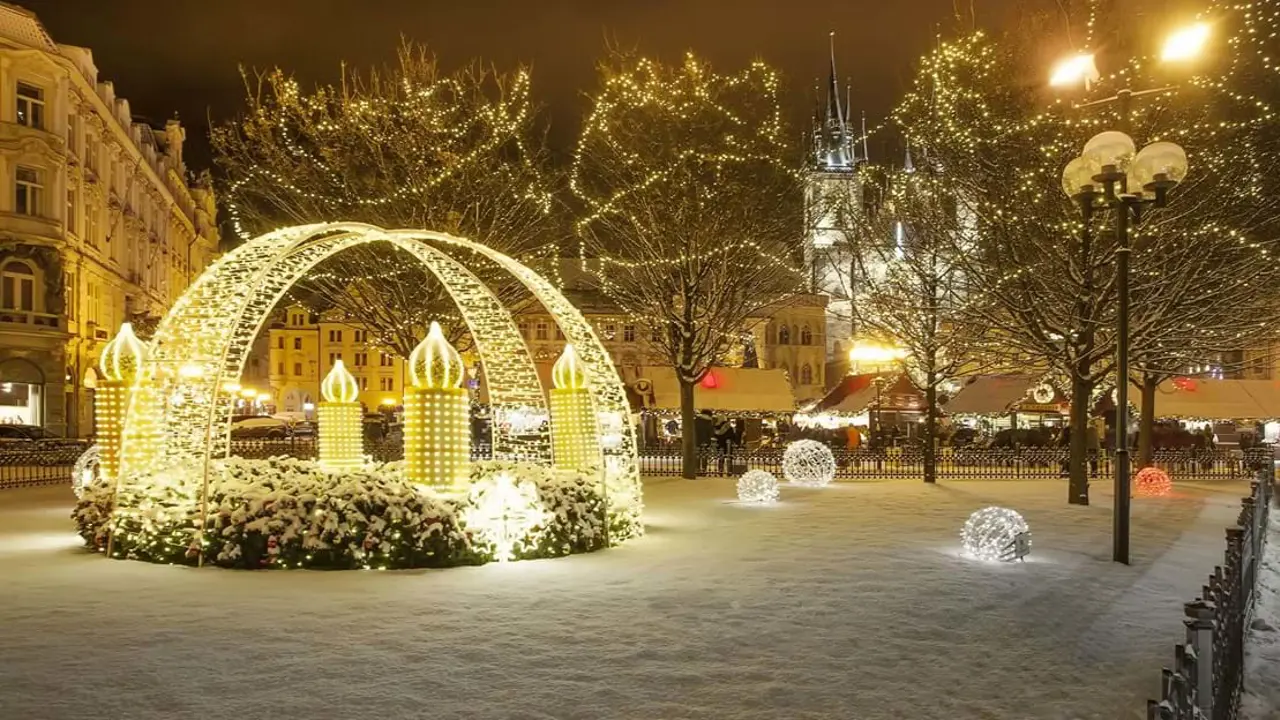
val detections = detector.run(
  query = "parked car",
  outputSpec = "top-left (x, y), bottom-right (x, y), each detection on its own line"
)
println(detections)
top-left (230, 416), bottom-right (291, 440)
top-left (289, 420), bottom-right (316, 438)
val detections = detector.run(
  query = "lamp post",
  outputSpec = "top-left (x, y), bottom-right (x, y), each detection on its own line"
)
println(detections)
top-left (1051, 20), bottom-right (1205, 564)
top-left (1061, 135), bottom-right (1189, 564)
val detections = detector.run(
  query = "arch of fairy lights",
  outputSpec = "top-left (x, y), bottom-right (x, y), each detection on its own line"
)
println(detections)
top-left (117, 223), bottom-right (642, 533)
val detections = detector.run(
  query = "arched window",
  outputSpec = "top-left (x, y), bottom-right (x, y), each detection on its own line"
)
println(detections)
top-left (800, 325), bottom-right (813, 345)
top-left (1, 260), bottom-right (36, 312)
top-left (800, 364), bottom-right (813, 385)
top-left (777, 324), bottom-right (790, 345)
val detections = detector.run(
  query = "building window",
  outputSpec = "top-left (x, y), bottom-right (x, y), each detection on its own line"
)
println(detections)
top-left (293, 362), bottom-right (302, 376)
top-left (66, 189), bottom-right (76, 232)
top-left (800, 325), bottom-right (813, 346)
top-left (1, 261), bottom-right (36, 312)
top-left (358, 376), bottom-right (369, 390)
top-left (328, 329), bottom-right (342, 342)
top-left (380, 352), bottom-right (394, 367)
top-left (16, 83), bottom-right (44, 129)
top-left (623, 324), bottom-right (636, 342)
top-left (276, 336), bottom-right (284, 349)
top-left (651, 326), bottom-right (661, 342)
top-left (63, 271), bottom-right (75, 320)
top-left (353, 352), bottom-right (368, 367)
top-left (354, 329), bottom-right (367, 344)
top-left (603, 323), bottom-right (616, 341)
top-left (535, 322), bottom-right (548, 341)
top-left (293, 337), bottom-right (302, 350)
top-left (16, 166), bottom-right (42, 216)
top-left (555, 326), bottom-right (565, 341)
top-left (778, 324), bottom-right (791, 345)
top-left (800, 364), bottom-right (813, 385)
top-left (277, 362), bottom-right (284, 375)
top-left (517, 321), bottom-right (529, 339)
top-left (380, 377), bottom-right (394, 391)
top-left (328, 352), bottom-right (341, 365)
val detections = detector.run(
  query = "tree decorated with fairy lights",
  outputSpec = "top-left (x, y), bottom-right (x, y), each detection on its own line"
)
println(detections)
top-left (212, 42), bottom-right (557, 357)
top-left (894, 0), bottom-right (1280, 502)
top-left (571, 52), bottom-right (806, 480)
top-left (841, 161), bottom-right (991, 484)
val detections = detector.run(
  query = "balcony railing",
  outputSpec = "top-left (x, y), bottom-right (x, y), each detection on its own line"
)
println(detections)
top-left (0, 309), bottom-right (59, 329)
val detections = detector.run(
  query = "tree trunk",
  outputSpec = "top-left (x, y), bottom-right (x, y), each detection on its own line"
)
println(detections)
top-left (680, 379), bottom-right (698, 480)
top-left (1068, 370), bottom-right (1091, 505)
top-left (923, 375), bottom-right (938, 484)
top-left (1137, 372), bottom-right (1157, 469)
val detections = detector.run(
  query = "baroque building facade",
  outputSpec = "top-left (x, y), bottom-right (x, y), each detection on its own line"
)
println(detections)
top-left (262, 263), bottom-right (830, 414)
top-left (0, 5), bottom-right (219, 434)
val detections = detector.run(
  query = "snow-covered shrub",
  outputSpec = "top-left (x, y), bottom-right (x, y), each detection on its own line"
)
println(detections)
top-left (73, 457), bottom-right (613, 569)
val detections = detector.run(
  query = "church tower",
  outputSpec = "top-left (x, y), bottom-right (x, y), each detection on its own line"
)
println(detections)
top-left (805, 32), bottom-right (867, 363)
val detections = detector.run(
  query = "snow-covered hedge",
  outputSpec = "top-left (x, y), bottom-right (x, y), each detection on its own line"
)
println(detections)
top-left (73, 457), bottom-right (618, 569)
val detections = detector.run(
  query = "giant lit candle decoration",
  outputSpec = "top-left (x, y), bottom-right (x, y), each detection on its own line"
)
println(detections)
top-left (318, 359), bottom-right (362, 470)
top-left (549, 344), bottom-right (600, 472)
top-left (96, 322), bottom-right (145, 481)
top-left (403, 321), bottom-right (470, 488)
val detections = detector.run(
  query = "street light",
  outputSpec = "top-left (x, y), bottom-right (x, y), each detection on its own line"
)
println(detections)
top-left (1051, 17), bottom-right (1202, 566)
top-left (1161, 22), bottom-right (1211, 63)
top-left (1050, 53), bottom-right (1100, 89)
top-left (1061, 131), bottom-right (1188, 565)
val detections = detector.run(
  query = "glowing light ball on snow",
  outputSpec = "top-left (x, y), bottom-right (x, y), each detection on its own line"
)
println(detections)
top-left (72, 444), bottom-right (101, 498)
top-left (781, 440), bottom-right (836, 487)
top-left (1135, 467), bottom-right (1173, 497)
top-left (961, 507), bottom-right (1031, 562)
top-left (736, 470), bottom-right (780, 503)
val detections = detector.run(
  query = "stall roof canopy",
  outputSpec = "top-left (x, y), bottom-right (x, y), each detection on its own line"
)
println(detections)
top-left (635, 366), bottom-right (795, 413)
top-left (1141, 378), bottom-right (1280, 420)
top-left (945, 375), bottom-right (1041, 416)
top-left (813, 373), bottom-right (922, 414)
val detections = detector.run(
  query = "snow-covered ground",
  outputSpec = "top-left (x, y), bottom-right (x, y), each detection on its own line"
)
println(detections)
top-left (1243, 505), bottom-right (1280, 719)
top-left (0, 477), bottom-right (1252, 720)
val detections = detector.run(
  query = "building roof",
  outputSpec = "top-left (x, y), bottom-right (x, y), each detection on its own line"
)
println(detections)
top-left (944, 375), bottom-right (1042, 416)
top-left (634, 366), bottom-right (794, 413)
top-left (1140, 378), bottom-right (1280, 420)
top-left (813, 372), bottom-right (922, 414)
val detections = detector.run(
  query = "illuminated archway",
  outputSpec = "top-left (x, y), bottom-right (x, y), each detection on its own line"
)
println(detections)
top-left (118, 223), bottom-right (641, 533)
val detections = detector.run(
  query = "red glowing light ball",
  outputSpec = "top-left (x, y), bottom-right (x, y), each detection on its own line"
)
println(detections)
top-left (701, 372), bottom-right (719, 389)
top-left (1172, 377), bottom-right (1198, 392)
top-left (1135, 467), bottom-right (1173, 497)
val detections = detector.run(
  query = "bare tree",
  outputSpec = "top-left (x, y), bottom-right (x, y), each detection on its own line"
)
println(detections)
top-left (211, 42), bottom-right (557, 357)
top-left (893, 9), bottom-right (1280, 503)
top-left (841, 162), bottom-right (992, 483)
top-left (571, 52), bottom-right (807, 479)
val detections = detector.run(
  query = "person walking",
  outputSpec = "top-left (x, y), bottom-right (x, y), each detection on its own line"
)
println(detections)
top-left (713, 415), bottom-right (733, 474)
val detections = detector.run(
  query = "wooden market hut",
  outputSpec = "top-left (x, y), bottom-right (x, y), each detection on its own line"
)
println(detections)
top-left (944, 374), bottom-right (1067, 431)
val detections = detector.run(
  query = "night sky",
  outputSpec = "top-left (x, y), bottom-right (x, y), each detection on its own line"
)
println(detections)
top-left (21, 0), bottom-right (1042, 170)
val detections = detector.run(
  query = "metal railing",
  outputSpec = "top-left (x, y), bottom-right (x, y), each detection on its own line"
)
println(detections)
top-left (1147, 464), bottom-right (1275, 719)
top-left (0, 441), bottom-right (92, 489)
top-left (638, 446), bottom-right (1271, 480)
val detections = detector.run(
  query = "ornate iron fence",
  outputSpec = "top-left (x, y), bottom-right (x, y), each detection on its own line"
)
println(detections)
top-left (639, 446), bottom-right (1270, 481)
top-left (1147, 464), bottom-right (1274, 719)
top-left (0, 441), bottom-right (93, 489)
